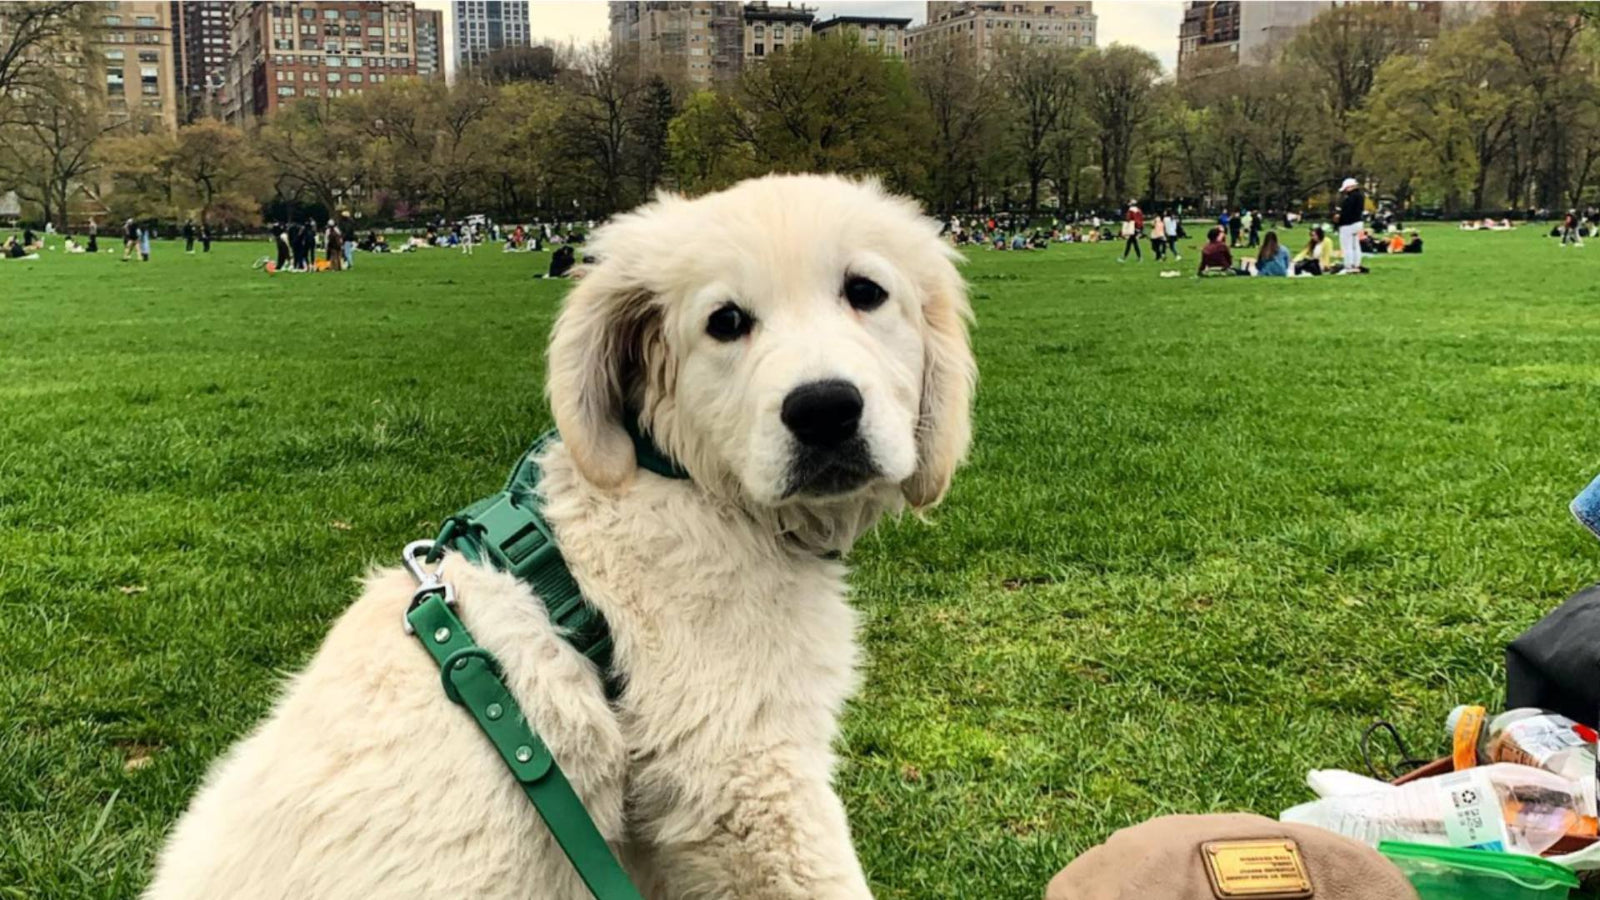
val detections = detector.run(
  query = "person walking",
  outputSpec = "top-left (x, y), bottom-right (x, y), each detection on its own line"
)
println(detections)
top-left (183, 218), bottom-right (196, 254)
top-left (1334, 177), bottom-right (1366, 273)
top-left (1118, 201), bottom-right (1145, 263)
top-left (138, 221), bottom-right (151, 262)
top-left (340, 215), bottom-right (355, 269)
top-left (121, 217), bottom-right (137, 261)
top-left (1162, 211), bottom-right (1181, 260)
top-left (1561, 210), bottom-right (1585, 248)
top-left (1150, 214), bottom-right (1168, 261)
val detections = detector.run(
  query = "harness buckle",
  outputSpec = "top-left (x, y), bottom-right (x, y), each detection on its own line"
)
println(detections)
top-left (402, 539), bottom-right (455, 635)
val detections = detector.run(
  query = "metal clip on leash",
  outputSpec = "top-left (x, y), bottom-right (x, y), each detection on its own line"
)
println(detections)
top-left (401, 539), bottom-right (452, 635)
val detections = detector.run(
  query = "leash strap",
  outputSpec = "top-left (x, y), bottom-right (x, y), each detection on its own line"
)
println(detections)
top-left (406, 592), bottom-right (643, 900)
top-left (401, 428), bottom-right (685, 900)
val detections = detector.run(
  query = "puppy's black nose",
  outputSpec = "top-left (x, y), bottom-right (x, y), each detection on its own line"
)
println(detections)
top-left (781, 380), bottom-right (863, 448)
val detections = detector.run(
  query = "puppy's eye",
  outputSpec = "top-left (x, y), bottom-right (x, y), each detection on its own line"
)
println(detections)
top-left (706, 303), bottom-right (754, 342)
top-left (843, 276), bottom-right (887, 312)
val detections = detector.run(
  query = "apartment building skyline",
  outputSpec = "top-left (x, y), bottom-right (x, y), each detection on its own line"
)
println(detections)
top-left (903, 1), bottom-right (1097, 66)
top-left (453, 0), bottom-right (530, 70)
top-left (219, 1), bottom-right (427, 123)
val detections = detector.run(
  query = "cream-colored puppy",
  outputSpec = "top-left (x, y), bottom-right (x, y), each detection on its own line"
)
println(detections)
top-left (145, 174), bottom-right (975, 900)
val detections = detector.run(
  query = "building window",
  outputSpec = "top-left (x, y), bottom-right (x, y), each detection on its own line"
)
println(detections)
top-left (106, 64), bottom-right (125, 92)
top-left (278, 86), bottom-right (296, 96)
top-left (326, 56), bottom-right (342, 66)
top-left (367, 26), bottom-right (382, 36)
top-left (103, 15), bottom-right (122, 26)
top-left (753, 43), bottom-right (763, 56)
top-left (348, 72), bottom-right (362, 83)
top-left (326, 72), bottom-right (341, 82)
top-left (136, 15), bottom-right (156, 26)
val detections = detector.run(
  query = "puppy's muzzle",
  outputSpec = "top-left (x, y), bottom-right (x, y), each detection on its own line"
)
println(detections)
top-left (782, 380), bottom-right (877, 496)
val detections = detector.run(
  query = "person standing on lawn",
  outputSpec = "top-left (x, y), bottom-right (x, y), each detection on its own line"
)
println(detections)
top-left (1150, 214), bottom-right (1167, 261)
top-left (1228, 208), bottom-right (1243, 246)
top-left (121, 217), bottom-right (137, 261)
top-left (182, 218), bottom-right (196, 254)
top-left (1163, 211), bottom-right (1181, 260)
top-left (1118, 201), bottom-right (1145, 263)
top-left (200, 223), bottom-right (212, 253)
top-left (1335, 177), bottom-right (1366, 273)
top-left (274, 222), bottom-right (290, 270)
top-left (87, 218), bottom-right (98, 254)
top-left (1248, 210), bottom-right (1261, 248)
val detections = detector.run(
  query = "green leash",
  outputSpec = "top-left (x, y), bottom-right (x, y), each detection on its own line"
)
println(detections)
top-left (402, 428), bottom-right (686, 900)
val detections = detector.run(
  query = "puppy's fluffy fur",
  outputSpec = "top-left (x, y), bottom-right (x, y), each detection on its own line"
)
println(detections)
top-left (145, 174), bottom-right (975, 900)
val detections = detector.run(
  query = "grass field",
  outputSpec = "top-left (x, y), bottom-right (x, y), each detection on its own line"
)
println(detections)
top-left (4, 225), bottom-right (1600, 898)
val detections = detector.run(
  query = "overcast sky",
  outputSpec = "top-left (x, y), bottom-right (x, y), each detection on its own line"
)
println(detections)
top-left (420, 2), bottom-right (1185, 76)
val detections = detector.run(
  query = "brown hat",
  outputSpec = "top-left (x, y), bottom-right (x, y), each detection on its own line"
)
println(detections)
top-left (1046, 813), bottom-right (1418, 900)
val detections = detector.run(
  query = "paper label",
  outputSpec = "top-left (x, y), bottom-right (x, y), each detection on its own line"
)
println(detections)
top-left (1436, 769), bottom-right (1509, 852)
top-left (1201, 840), bottom-right (1313, 898)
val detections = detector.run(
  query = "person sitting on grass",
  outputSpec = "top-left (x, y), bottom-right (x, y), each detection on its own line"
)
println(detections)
top-left (1198, 227), bottom-right (1244, 276)
top-left (539, 244), bottom-right (576, 279)
top-left (63, 236), bottom-right (85, 254)
top-left (1253, 231), bottom-right (1290, 277)
top-left (3, 235), bottom-right (38, 260)
top-left (1293, 227), bottom-right (1333, 276)
top-left (1403, 230), bottom-right (1423, 254)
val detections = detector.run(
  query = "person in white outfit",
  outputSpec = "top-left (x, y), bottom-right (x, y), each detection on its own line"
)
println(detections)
top-left (1334, 177), bottom-right (1365, 274)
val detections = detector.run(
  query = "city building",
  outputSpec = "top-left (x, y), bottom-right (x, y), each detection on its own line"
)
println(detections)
top-left (97, 1), bottom-right (180, 130)
top-left (415, 7), bottom-right (443, 79)
top-left (170, 1), bottom-right (232, 121)
top-left (743, 2), bottom-right (813, 62)
top-left (812, 14), bottom-right (912, 57)
top-left (1177, 1), bottom-right (1474, 79)
top-left (220, 1), bottom-right (424, 124)
top-left (903, 2), bottom-right (1097, 66)
top-left (610, 2), bottom-right (745, 88)
top-left (453, 0), bottom-right (530, 71)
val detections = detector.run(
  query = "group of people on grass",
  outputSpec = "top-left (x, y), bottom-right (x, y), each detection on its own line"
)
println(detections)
top-left (269, 218), bottom-right (353, 272)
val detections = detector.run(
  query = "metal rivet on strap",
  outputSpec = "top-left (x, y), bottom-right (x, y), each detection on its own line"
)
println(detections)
top-left (454, 657), bottom-right (469, 670)
top-left (433, 626), bottom-right (451, 643)
top-left (515, 745), bottom-right (533, 763)
top-left (486, 703), bottom-right (503, 720)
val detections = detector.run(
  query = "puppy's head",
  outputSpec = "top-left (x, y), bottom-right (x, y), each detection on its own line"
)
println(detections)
top-left (547, 175), bottom-right (974, 538)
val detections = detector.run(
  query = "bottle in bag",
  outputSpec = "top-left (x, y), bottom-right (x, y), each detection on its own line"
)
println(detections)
top-left (1281, 763), bottom-right (1586, 855)
top-left (1446, 706), bottom-right (1599, 816)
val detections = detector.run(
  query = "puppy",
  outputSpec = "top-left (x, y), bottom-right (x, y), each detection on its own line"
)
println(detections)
top-left (145, 174), bottom-right (975, 900)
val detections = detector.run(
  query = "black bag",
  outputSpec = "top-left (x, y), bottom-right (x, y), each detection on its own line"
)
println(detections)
top-left (1505, 583), bottom-right (1600, 727)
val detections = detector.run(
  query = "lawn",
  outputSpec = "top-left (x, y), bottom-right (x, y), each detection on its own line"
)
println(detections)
top-left (3, 226), bottom-right (1599, 898)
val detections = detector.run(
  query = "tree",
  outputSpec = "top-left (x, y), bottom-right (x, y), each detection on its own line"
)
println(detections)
top-left (0, 2), bottom-right (95, 127)
top-left (1244, 67), bottom-right (1316, 212)
top-left (629, 76), bottom-right (677, 195)
top-left (475, 45), bottom-right (558, 84)
top-left (0, 82), bottom-right (124, 229)
top-left (912, 39), bottom-right (994, 215)
top-left (1360, 20), bottom-right (1518, 213)
top-left (1286, 3), bottom-right (1425, 180)
top-left (667, 90), bottom-right (750, 194)
top-left (993, 39), bottom-right (1080, 213)
top-left (258, 98), bottom-right (374, 218)
top-left (1081, 45), bottom-right (1161, 204)
top-left (1493, 3), bottom-right (1589, 208)
top-left (560, 42), bottom-right (645, 214)
top-left (729, 35), bottom-right (929, 193)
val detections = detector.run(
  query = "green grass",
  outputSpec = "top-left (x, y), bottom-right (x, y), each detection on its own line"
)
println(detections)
top-left (3, 227), bottom-right (1599, 898)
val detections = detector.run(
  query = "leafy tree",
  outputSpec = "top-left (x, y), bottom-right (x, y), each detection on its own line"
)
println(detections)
top-left (994, 39), bottom-right (1081, 214)
top-left (560, 42), bottom-right (646, 214)
top-left (0, 2), bottom-right (95, 127)
top-left (1286, 3), bottom-right (1425, 179)
top-left (629, 76), bottom-right (678, 195)
top-left (258, 98), bottom-right (374, 217)
top-left (1080, 45), bottom-right (1161, 205)
top-left (911, 38), bottom-right (994, 216)
top-left (667, 90), bottom-right (750, 194)
top-left (729, 35), bottom-right (929, 193)
top-left (0, 82), bottom-right (124, 228)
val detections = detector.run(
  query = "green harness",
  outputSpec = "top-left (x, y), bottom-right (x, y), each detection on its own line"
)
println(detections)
top-left (402, 429), bottom-right (686, 900)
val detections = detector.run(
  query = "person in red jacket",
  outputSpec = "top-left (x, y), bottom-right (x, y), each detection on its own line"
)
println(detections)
top-left (1118, 201), bottom-right (1145, 263)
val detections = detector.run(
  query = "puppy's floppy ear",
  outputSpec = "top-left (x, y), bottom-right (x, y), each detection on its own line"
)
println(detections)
top-left (903, 252), bottom-right (976, 509)
top-left (546, 263), bottom-right (658, 490)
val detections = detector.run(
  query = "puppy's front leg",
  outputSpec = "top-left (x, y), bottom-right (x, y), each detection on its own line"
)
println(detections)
top-left (644, 747), bottom-right (872, 900)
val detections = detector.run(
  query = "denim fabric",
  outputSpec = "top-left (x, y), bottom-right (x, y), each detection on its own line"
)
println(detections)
top-left (1570, 472), bottom-right (1600, 540)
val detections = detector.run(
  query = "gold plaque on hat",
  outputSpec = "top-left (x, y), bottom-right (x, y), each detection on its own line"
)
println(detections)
top-left (1200, 840), bottom-right (1314, 898)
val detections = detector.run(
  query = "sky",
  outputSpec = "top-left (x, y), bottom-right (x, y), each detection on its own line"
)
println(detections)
top-left (420, 1), bottom-right (1186, 76)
